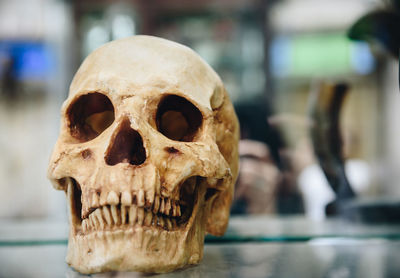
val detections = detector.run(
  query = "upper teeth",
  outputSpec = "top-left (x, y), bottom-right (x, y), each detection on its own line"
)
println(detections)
top-left (107, 191), bottom-right (119, 205)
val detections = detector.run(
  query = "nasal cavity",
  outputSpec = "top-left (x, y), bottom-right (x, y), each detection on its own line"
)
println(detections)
top-left (105, 118), bottom-right (146, 166)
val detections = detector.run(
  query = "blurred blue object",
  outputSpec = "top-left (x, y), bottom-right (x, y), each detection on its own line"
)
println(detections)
top-left (270, 35), bottom-right (291, 78)
top-left (0, 40), bottom-right (55, 82)
top-left (350, 42), bottom-right (375, 75)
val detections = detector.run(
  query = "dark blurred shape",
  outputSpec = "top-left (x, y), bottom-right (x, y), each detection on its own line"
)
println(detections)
top-left (309, 82), bottom-right (355, 215)
top-left (348, 7), bottom-right (400, 58)
top-left (343, 198), bottom-right (400, 224)
top-left (235, 100), bottom-right (284, 168)
top-left (349, 2), bottom-right (400, 102)
top-left (392, 0), bottom-right (400, 10)
top-left (0, 55), bottom-right (17, 99)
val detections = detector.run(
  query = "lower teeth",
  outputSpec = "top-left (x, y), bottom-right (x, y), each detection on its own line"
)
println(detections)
top-left (80, 205), bottom-right (183, 232)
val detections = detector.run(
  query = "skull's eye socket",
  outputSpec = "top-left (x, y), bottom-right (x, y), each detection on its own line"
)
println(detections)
top-left (67, 93), bottom-right (114, 142)
top-left (156, 95), bottom-right (202, 142)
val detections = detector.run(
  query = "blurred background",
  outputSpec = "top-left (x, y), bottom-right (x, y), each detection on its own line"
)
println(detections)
top-left (0, 0), bottom-right (398, 222)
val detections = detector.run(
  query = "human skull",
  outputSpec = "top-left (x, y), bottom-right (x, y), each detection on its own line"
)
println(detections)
top-left (47, 36), bottom-right (239, 274)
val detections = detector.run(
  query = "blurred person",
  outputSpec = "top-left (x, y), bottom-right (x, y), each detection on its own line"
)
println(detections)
top-left (232, 139), bottom-right (280, 214)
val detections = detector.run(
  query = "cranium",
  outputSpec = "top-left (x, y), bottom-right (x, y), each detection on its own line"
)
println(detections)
top-left (47, 35), bottom-right (239, 274)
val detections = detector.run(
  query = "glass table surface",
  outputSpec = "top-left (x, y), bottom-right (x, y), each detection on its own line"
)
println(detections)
top-left (1, 216), bottom-right (400, 278)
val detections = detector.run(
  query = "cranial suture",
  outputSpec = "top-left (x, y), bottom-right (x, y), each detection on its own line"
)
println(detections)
top-left (47, 35), bottom-right (239, 274)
